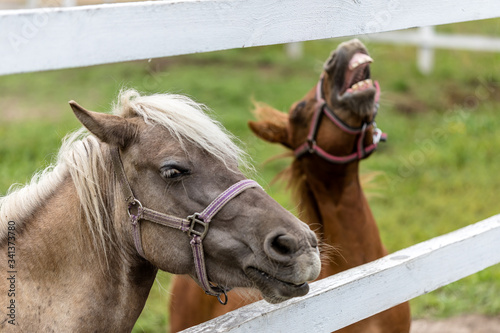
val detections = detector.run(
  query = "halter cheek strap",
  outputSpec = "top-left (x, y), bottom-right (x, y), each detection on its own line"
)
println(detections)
top-left (110, 147), bottom-right (260, 304)
top-left (294, 76), bottom-right (387, 164)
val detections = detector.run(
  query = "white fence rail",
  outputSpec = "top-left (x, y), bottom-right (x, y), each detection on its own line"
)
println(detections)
top-left (368, 26), bottom-right (500, 74)
top-left (1, 1), bottom-right (500, 332)
top-left (1, 0), bottom-right (500, 75)
top-left (182, 215), bottom-right (500, 333)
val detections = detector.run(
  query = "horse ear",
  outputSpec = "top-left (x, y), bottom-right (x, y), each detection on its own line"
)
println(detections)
top-left (248, 102), bottom-right (291, 148)
top-left (69, 100), bottom-right (137, 147)
top-left (323, 48), bottom-right (337, 73)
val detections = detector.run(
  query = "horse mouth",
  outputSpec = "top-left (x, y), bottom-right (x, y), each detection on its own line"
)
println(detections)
top-left (245, 267), bottom-right (310, 303)
top-left (340, 52), bottom-right (376, 97)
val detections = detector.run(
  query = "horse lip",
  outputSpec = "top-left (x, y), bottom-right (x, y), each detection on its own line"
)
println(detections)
top-left (247, 266), bottom-right (305, 286)
top-left (245, 267), bottom-right (310, 301)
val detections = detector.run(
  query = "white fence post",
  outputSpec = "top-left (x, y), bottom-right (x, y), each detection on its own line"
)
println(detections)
top-left (367, 25), bottom-right (500, 74)
top-left (417, 26), bottom-right (435, 75)
top-left (285, 42), bottom-right (304, 60)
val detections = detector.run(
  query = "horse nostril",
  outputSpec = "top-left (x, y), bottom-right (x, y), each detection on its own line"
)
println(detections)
top-left (270, 234), bottom-right (299, 257)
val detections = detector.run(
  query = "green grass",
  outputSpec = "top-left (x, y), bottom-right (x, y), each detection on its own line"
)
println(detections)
top-left (1, 18), bottom-right (500, 331)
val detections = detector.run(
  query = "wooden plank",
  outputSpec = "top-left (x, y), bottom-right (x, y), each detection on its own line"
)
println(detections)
top-left (1, 0), bottom-right (500, 75)
top-left (182, 214), bottom-right (500, 333)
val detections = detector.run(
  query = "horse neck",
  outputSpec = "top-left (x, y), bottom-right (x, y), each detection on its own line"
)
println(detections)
top-left (14, 173), bottom-right (157, 331)
top-left (295, 160), bottom-right (386, 277)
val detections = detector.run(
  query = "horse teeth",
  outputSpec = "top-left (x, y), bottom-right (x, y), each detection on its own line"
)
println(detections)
top-left (349, 53), bottom-right (374, 70)
top-left (347, 79), bottom-right (375, 94)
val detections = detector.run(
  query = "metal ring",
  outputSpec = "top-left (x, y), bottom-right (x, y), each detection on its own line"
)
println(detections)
top-left (127, 199), bottom-right (143, 219)
top-left (307, 139), bottom-right (316, 154)
top-left (217, 289), bottom-right (228, 305)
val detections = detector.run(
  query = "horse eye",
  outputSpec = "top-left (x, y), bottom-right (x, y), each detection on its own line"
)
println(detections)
top-left (160, 165), bottom-right (189, 179)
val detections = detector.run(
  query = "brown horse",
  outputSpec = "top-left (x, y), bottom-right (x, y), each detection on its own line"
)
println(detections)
top-left (0, 90), bottom-right (321, 332)
top-left (169, 39), bottom-right (411, 332)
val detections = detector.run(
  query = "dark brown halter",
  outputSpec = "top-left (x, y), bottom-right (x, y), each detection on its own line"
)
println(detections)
top-left (110, 147), bottom-right (260, 304)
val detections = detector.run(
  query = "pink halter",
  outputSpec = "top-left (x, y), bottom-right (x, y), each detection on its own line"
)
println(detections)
top-left (294, 76), bottom-right (387, 164)
top-left (110, 147), bottom-right (260, 304)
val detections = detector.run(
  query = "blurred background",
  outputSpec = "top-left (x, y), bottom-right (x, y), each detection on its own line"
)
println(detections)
top-left (1, 1), bottom-right (499, 332)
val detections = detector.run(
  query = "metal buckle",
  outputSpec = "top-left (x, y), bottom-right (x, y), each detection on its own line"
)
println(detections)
top-left (307, 139), bottom-right (316, 154)
top-left (187, 213), bottom-right (209, 240)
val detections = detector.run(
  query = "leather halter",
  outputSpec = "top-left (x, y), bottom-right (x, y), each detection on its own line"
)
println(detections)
top-left (294, 76), bottom-right (387, 163)
top-left (110, 147), bottom-right (260, 304)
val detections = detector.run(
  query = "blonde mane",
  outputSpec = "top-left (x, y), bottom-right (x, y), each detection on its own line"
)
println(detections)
top-left (0, 90), bottom-right (251, 251)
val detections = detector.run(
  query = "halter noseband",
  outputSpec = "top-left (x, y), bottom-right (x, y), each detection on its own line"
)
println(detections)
top-left (110, 147), bottom-right (260, 304)
top-left (294, 76), bottom-right (387, 163)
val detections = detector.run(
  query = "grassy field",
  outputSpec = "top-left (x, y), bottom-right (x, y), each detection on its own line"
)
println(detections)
top-left (1, 18), bottom-right (500, 332)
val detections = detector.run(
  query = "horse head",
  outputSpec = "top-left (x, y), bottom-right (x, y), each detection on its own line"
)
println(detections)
top-left (69, 90), bottom-right (320, 304)
top-left (249, 39), bottom-right (383, 170)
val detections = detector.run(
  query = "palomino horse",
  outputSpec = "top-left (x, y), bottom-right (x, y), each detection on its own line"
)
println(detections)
top-left (169, 39), bottom-right (411, 332)
top-left (0, 90), bottom-right (321, 332)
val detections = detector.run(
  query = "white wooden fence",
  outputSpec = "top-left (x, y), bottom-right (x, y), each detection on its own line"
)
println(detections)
top-left (368, 26), bottom-right (500, 74)
top-left (182, 215), bottom-right (500, 333)
top-left (287, 26), bottom-right (500, 74)
top-left (1, 1), bottom-right (500, 331)
top-left (1, 0), bottom-right (500, 76)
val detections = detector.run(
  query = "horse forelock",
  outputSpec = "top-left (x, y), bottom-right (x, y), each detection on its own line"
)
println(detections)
top-left (113, 89), bottom-right (253, 174)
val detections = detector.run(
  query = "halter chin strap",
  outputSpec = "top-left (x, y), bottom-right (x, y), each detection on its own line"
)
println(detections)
top-left (110, 147), bottom-right (260, 304)
top-left (294, 76), bottom-right (387, 163)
